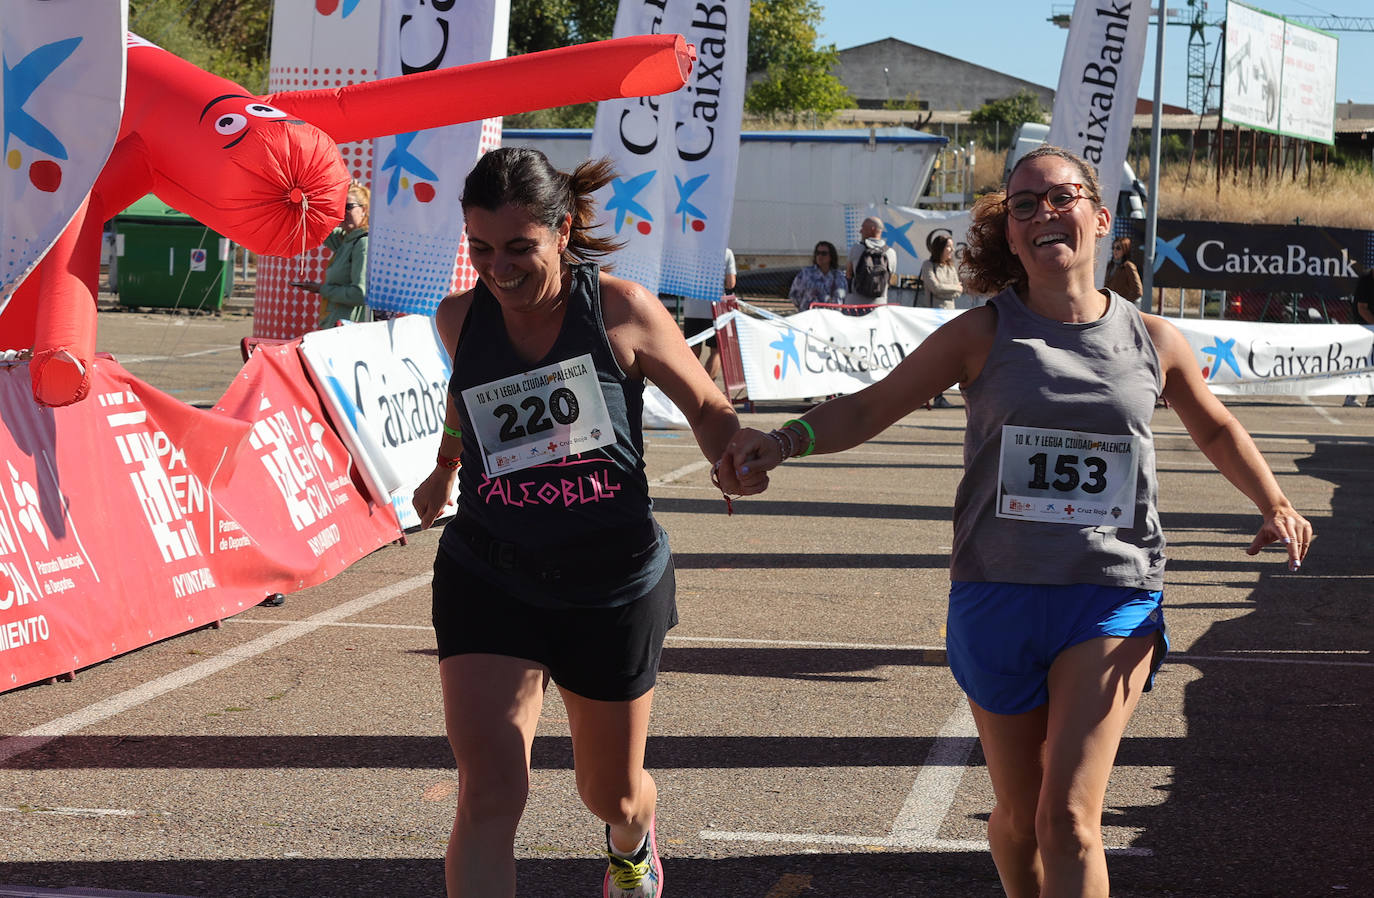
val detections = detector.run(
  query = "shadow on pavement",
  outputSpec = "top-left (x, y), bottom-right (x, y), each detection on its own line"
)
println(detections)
top-left (1115, 438), bottom-right (1374, 896)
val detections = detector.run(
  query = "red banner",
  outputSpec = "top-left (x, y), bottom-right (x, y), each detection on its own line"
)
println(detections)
top-left (0, 342), bottom-right (401, 692)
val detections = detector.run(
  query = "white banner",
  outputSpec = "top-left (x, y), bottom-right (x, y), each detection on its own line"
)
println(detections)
top-left (729, 305), bottom-right (1374, 401)
top-left (367, 0), bottom-right (509, 316)
top-left (589, 0), bottom-right (748, 302)
top-left (1169, 318), bottom-right (1374, 396)
top-left (733, 305), bottom-right (959, 400)
top-left (0, 1), bottom-right (126, 305)
top-left (1046, 0), bottom-right (1150, 280)
top-left (299, 316), bottom-right (456, 530)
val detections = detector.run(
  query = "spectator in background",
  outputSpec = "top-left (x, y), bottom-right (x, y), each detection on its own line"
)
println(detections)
top-left (1104, 236), bottom-right (1143, 306)
top-left (1343, 268), bottom-right (1374, 407)
top-left (789, 240), bottom-right (847, 311)
top-left (919, 234), bottom-right (964, 310)
top-left (293, 180), bottom-right (372, 327)
top-left (846, 215), bottom-right (897, 308)
top-left (918, 233), bottom-right (964, 408)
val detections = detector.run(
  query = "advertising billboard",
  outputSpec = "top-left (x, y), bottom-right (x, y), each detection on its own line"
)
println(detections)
top-left (1222, 1), bottom-right (1337, 145)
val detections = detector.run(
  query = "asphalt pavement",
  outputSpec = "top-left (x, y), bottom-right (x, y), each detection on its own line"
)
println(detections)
top-left (0, 302), bottom-right (1370, 897)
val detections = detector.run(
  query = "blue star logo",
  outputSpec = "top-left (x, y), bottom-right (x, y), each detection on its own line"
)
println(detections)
top-left (883, 220), bottom-right (917, 258)
top-left (605, 170), bottom-right (656, 233)
top-left (1153, 234), bottom-right (1189, 274)
top-left (768, 331), bottom-right (801, 379)
top-left (379, 132), bottom-right (439, 203)
top-left (673, 173), bottom-right (708, 232)
top-left (1201, 337), bottom-right (1242, 381)
top-left (3, 35), bottom-right (82, 158)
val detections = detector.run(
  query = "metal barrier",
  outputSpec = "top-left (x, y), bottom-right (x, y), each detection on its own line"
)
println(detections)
top-left (711, 296), bottom-right (751, 410)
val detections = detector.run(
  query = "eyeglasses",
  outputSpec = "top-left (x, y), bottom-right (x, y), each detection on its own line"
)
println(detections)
top-left (345, 202), bottom-right (363, 211)
top-left (1003, 183), bottom-right (1088, 221)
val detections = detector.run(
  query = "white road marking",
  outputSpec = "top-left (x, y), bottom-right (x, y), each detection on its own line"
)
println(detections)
top-left (1301, 395), bottom-right (1343, 426)
top-left (0, 574), bottom-right (430, 766)
top-left (220, 623), bottom-right (1374, 668)
top-left (651, 459), bottom-right (712, 486)
top-left (698, 701), bottom-right (1161, 856)
top-left (888, 702), bottom-right (977, 844)
top-left (1, 805), bottom-right (140, 817)
top-left (117, 345), bottom-right (242, 364)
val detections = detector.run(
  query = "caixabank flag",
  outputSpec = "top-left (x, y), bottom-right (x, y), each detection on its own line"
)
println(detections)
top-left (0, 1), bottom-right (125, 304)
top-left (589, 0), bottom-right (748, 302)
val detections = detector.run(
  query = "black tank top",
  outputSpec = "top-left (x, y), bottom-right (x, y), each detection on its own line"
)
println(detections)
top-left (438, 263), bottom-right (669, 607)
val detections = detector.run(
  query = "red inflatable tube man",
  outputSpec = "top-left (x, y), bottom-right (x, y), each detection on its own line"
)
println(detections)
top-left (0, 33), bottom-right (695, 407)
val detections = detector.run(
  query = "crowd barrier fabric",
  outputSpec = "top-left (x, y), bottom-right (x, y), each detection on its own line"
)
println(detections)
top-left (0, 344), bottom-right (402, 692)
top-left (729, 305), bottom-right (1374, 401)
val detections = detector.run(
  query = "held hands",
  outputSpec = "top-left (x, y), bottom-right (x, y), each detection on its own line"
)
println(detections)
top-left (712, 427), bottom-right (783, 496)
top-left (290, 281), bottom-right (321, 294)
top-left (411, 466), bottom-right (458, 529)
top-left (1247, 503), bottom-right (1314, 572)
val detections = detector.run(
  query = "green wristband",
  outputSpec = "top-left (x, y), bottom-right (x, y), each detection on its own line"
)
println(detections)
top-left (443, 424), bottom-right (463, 439)
top-left (783, 418), bottom-right (816, 457)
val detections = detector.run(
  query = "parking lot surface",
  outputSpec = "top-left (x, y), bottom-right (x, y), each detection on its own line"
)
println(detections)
top-left (1, 305), bottom-right (1370, 897)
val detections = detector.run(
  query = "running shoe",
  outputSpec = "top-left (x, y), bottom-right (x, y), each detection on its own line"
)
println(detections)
top-left (603, 816), bottom-right (663, 897)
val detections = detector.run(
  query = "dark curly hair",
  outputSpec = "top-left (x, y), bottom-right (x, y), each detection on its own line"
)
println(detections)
top-left (960, 145), bottom-right (1104, 296)
top-left (461, 147), bottom-right (622, 266)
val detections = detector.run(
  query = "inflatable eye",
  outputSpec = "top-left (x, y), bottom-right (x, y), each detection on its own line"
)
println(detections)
top-left (246, 104), bottom-right (288, 119)
top-left (214, 113), bottom-right (247, 136)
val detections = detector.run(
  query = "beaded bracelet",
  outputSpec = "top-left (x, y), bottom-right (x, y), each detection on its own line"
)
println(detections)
top-left (782, 418), bottom-right (816, 457)
top-left (436, 452), bottom-right (460, 470)
top-left (442, 424), bottom-right (463, 439)
top-left (766, 430), bottom-right (790, 460)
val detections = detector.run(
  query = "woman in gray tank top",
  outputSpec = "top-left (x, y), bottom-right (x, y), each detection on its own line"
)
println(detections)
top-left (718, 146), bottom-right (1314, 898)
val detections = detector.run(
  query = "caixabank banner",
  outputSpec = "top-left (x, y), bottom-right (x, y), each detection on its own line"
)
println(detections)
top-left (1138, 219), bottom-right (1371, 295)
top-left (0, 343), bottom-right (401, 692)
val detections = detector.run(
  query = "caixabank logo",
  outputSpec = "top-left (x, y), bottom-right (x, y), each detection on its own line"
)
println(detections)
top-left (316, 0), bottom-right (365, 17)
top-left (4, 33), bottom-right (81, 193)
top-left (606, 170), bottom-right (658, 235)
top-left (1145, 219), bottom-right (1365, 295)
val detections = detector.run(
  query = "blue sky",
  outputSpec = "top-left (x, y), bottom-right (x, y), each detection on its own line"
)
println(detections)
top-left (816, 1), bottom-right (1374, 110)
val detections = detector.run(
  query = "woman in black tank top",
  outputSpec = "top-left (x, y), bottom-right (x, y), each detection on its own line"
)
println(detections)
top-left (718, 147), bottom-right (1313, 898)
top-left (410, 148), bottom-right (767, 898)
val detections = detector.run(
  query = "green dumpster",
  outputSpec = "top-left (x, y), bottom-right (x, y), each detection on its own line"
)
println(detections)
top-left (112, 195), bottom-right (233, 311)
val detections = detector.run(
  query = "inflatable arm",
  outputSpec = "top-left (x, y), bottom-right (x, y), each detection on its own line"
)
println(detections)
top-left (264, 35), bottom-right (695, 145)
top-left (5, 33), bottom-right (695, 408)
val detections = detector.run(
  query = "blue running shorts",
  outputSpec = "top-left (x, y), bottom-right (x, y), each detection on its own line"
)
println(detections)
top-left (946, 581), bottom-right (1169, 715)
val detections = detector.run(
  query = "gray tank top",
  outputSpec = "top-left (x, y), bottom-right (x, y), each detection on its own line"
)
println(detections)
top-left (950, 288), bottom-right (1166, 589)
